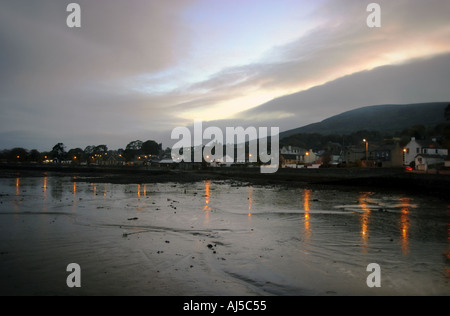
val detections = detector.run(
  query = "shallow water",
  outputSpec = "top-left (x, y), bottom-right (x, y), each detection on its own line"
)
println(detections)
top-left (0, 175), bottom-right (449, 295)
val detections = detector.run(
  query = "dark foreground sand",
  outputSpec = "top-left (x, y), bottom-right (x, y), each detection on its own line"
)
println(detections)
top-left (1, 164), bottom-right (450, 199)
top-left (0, 165), bottom-right (449, 296)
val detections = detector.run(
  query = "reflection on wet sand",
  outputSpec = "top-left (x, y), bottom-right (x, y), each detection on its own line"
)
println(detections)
top-left (358, 193), bottom-right (371, 253)
top-left (203, 180), bottom-right (211, 225)
top-left (73, 181), bottom-right (77, 197)
top-left (16, 177), bottom-right (20, 196)
top-left (398, 197), bottom-right (412, 255)
top-left (1, 176), bottom-right (450, 295)
top-left (303, 189), bottom-right (311, 241)
top-left (43, 176), bottom-right (48, 196)
top-left (248, 186), bottom-right (253, 223)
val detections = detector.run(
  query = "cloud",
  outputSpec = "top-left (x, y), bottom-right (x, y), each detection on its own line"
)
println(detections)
top-left (0, 0), bottom-right (195, 149)
top-left (232, 52), bottom-right (450, 132)
top-left (168, 0), bottom-right (450, 121)
top-left (1, 0), bottom-right (449, 151)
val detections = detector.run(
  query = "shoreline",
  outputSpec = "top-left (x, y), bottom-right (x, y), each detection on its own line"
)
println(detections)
top-left (1, 163), bottom-right (450, 199)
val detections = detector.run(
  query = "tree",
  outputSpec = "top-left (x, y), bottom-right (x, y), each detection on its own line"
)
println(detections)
top-left (8, 148), bottom-right (28, 162)
top-left (321, 152), bottom-right (332, 167)
top-left (94, 145), bottom-right (108, 155)
top-left (84, 145), bottom-right (96, 155)
top-left (445, 104), bottom-right (450, 121)
top-left (126, 140), bottom-right (143, 151)
top-left (123, 140), bottom-right (143, 161)
top-left (142, 140), bottom-right (161, 156)
top-left (51, 143), bottom-right (66, 162)
top-left (29, 149), bottom-right (41, 162)
top-left (67, 148), bottom-right (84, 163)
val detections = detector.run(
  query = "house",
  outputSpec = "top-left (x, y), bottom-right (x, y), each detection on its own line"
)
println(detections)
top-left (280, 146), bottom-right (304, 168)
top-left (372, 143), bottom-right (404, 168)
top-left (403, 137), bottom-right (448, 166)
top-left (280, 154), bottom-right (300, 168)
top-left (303, 149), bottom-right (317, 165)
top-left (101, 153), bottom-right (126, 166)
top-left (446, 156), bottom-right (450, 168)
top-left (343, 146), bottom-right (366, 164)
top-left (415, 154), bottom-right (445, 172)
top-left (159, 158), bottom-right (177, 168)
top-left (280, 146), bottom-right (303, 155)
top-left (280, 146), bottom-right (317, 168)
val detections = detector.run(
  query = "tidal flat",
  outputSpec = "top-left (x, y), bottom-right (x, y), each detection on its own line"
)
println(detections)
top-left (0, 174), bottom-right (449, 295)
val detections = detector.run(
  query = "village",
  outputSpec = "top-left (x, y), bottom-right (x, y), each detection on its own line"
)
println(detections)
top-left (277, 136), bottom-right (449, 173)
top-left (3, 135), bottom-right (448, 174)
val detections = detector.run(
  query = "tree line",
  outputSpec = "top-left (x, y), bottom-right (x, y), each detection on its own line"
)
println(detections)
top-left (0, 140), bottom-right (162, 164)
top-left (281, 105), bottom-right (450, 151)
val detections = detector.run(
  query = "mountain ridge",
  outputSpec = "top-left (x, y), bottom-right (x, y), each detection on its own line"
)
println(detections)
top-left (279, 102), bottom-right (449, 139)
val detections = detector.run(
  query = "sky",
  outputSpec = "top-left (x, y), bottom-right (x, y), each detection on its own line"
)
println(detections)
top-left (1, 0), bottom-right (450, 151)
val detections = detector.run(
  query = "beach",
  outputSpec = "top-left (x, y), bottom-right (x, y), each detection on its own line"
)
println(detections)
top-left (0, 168), bottom-right (449, 296)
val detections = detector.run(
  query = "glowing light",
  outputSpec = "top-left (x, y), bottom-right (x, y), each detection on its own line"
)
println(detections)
top-left (203, 180), bottom-right (211, 226)
top-left (399, 197), bottom-right (411, 255)
top-left (16, 178), bottom-right (20, 196)
top-left (359, 193), bottom-right (371, 252)
top-left (303, 189), bottom-right (311, 241)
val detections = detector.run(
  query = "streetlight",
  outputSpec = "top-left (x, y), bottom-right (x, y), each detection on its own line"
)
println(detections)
top-left (363, 139), bottom-right (368, 166)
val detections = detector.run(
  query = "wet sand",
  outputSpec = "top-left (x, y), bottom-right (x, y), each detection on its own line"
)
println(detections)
top-left (2, 164), bottom-right (450, 199)
top-left (0, 173), bottom-right (449, 296)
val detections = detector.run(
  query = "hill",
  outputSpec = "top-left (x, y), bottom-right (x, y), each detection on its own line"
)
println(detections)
top-left (279, 102), bottom-right (449, 139)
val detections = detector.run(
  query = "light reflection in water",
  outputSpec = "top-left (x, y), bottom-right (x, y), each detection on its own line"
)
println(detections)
top-left (248, 186), bottom-right (253, 221)
top-left (303, 189), bottom-right (311, 241)
top-left (203, 180), bottom-right (211, 225)
top-left (43, 177), bottom-right (48, 195)
top-left (136, 184), bottom-right (147, 198)
top-left (73, 181), bottom-right (77, 197)
top-left (72, 179), bottom-right (78, 211)
top-left (398, 197), bottom-right (412, 255)
top-left (358, 193), bottom-right (371, 253)
top-left (16, 177), bottom-right (20, 196)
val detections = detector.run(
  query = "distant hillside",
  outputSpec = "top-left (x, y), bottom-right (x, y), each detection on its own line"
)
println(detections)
top-left (280, 102), bottom-right (449, 139)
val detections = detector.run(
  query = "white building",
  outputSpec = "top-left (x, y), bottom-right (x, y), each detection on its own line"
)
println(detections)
top-left (415, 154), bottom-right (445, 172)
top-left (280, 146), bottom-right (303, 155)
top-left (403, 137), bottom-right (448, 166)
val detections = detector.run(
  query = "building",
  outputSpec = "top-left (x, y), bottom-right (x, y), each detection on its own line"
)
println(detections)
top-left (372, 143), bottom-right (404, 168)
top-left (280, 146), bottom-right (303, 155)
top-left (415, 154), bottom-right (445, 172)
top-left (280, 146), bottom-right (317, 168)
top-left (280, 146), bottom-right (303, 168)
top-left (343, 146), bottom-right (366, 164)
top-left (403, 137), bottom-right (448, 166)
